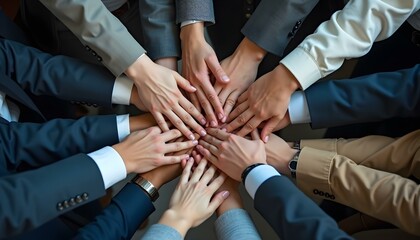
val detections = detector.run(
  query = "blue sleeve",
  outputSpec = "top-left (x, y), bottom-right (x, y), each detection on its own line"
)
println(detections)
top-left (141, 224), bottom-right (183, 240)
top-left (214, 209), bottom-right (261, 240)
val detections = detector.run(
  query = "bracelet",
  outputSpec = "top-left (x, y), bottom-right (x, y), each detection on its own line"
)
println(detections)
top-left (131, 175), bottom-right (159, 202)
top-left (241, 163), bottom-right (265, 183)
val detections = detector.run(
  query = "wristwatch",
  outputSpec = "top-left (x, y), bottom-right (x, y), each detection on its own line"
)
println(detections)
top-left (289, 142), bottom-right (301, 179)
top-left (131, 175), bottom-right (159, 202)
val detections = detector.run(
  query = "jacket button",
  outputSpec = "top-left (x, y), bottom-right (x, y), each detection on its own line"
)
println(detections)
top-left (63, 200), bottom-right (69, 208)
top-left (97, 56), bottom-right (103, 62)
top-left (330, 195), bottom-right (336, 200)
top-left (313, 189), bottom-right (319, 195)
top-left (57, 203), bottom-right (64, 211)
top-left (69, 198), bottom-right (76, 206)
top-left (76, 195), bottom-right (83, 203)
top-left (318, 191), bottom-right (324, 197)
top-left (82, 193), bottom-right (89, 201)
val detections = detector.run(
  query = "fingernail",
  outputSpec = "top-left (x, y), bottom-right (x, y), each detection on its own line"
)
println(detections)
top-left (222, 191), bottom-right (230, 199)
top-left (218, 113), bottom-right (224, 120)
top-left (211, 121), bottom-right (217, 127)
top-left (222, 75), bottom-right (230, 82)
top-left (222, 116), bottom-right (227, 123)
top-left (264, 136), bottom-right (269, 143)
top-left (188, 157), bottom-right (193, 163)
top-left (221, 128), bottom-right (227, 132)
top-left (192, 140), bottom-right (198, 145)
top-left (189, 134), bottom-right (195, 140)
top-left (200, 118), bottom-right (207, 125)
top-left (190, 86), bottom-right (197, 91)
top-left (200, 130), bottom-right (207, 136)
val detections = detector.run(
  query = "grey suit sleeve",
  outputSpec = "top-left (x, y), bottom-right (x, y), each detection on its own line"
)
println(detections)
top-left (141, 224), bottom-right (183, 240)
top-left (242, 0), bottom-right (318, 56)
top-left (215, 209), bottom-right (261, 240)
top-left (39, 0), bottom-right (146, 76)
top-left (139, 0), bottom-right (181, 60)
top-left (175, 0), bottom-right (215, 24)
top-left (0, 154), bottom-right (105, 238)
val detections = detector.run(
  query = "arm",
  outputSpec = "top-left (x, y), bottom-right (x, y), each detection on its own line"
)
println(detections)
top-left (280, 0), bottom-right (420, 90)
top-left (0, 154), bottom-right (105, 238)
top-left (304, 64), bottom-right (420, 128)
top-left (295, 130), bottom-right (420, 235)
top-left (0, 39), bottom-right (115, 107)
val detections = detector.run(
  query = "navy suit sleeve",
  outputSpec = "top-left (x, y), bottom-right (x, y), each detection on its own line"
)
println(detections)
top-left (0, 115), bottom-right (119, 174)
top-left (0, 38), bottom-right (114, 107)
top-left (74, 183), bottom-right (155, 240)
top-left (254, 176), bottom-right (352, 240)
top-left (0, 154), bottom-right (105, 238)
top-left (306, 64), bottom-right (420, 129)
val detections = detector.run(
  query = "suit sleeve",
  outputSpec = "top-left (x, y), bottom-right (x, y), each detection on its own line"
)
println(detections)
top-left (39, 0), bottom-right (146, 76)
top-left (254, 175), bottom-right (351, 240)
top-left (0, 115), bottom-right (119, 173)
top-left (214, 209), bottom-right (261, 240)
top-left (296, 130), bottom-right (420, 235)
top-left (75, 183), bottom-right (155, 240)
top-left (0, 39), bottom-right (115, 108)
top-left (138, 0), bottom-right (181, 60)
top-left (305, 64), bottom-right (420, 129)
top-left (0, 154), bottom-right (105, 238)
top-left (175, 0), bottom-right (215, 24)
top-left (242, 0), bottom-right (318, 56)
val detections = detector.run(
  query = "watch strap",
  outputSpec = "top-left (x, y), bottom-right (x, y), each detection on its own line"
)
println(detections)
top-left (131, 175), bottom-right (159, 202)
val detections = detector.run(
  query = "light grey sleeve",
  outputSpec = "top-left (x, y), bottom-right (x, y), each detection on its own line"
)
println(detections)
top-left (214, 209), bottom-right (262, 240)
top-left (140, 224), bottom-right (183, 240)
top-left (175, 0), bottom-right (215, 24)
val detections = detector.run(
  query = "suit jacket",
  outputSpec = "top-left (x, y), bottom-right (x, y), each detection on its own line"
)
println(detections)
top-left (176, 0), bottom-right (318, 58)
top-left (0, 38), bottom-right (124, 237)
top-left (296, 130), bottom-right (420, 235)
top-left (36, 0), bottom-right (178, 76)
top-left (74, 183), bottom-right (155, 240)
top-left (254, 176), bottom-right (351, 239)
top-left (306, 64), bottom-right (420, 129)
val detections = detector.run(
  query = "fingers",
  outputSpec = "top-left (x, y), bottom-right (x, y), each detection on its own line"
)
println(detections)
top-left (160, 129), bottom-right (183, 142)
top-left (152, 112), bottom-right (170, 132)
top-left (220, 90), bottom-right (240, 119)
top-left (200, 165), bottom-right (217, 185)
top-left (237, 90), bottom-right (248, 105)
top-left (189, 92), bottom-right (202, 113)
top-left (251, 129), bottom-right (260, 140)
top-left (206, 128), bottom-right (230, 141)
top-left (178, 97), bottom-right (207, 135)
top-left (208, 190), bottom-right (230, 212)
top-left (190, 159), bottom-right (208, 182)
top-left (206, 54), bottom-right (230, 84)
top-left (202, 134), bottom-right (223, 147)
top-left (174, 71), bottom-right (197, 93)
top-left (165, 111), bottom-right (195, 140)
top-left (198, 76), bottom-right (225, 121)
top-left (180, 157), bottom-right (194, 184)
top-left (261, 117), bottom-right (281, 143)
top-left (195, 85), bottom-right (219, 127)
top-left (196, 145), bottom-right (218, 163)
top-left (226, 101), bottom-right (248, 123)
top-left (165, 139), bottom-right (198, 153)
top-left (225, 109), bottom-right (253, 134)
top-left (236, 115), bottom-right (262, 137)
top-left (161, 154), bottom-right (190, 165)
top-left (198, 139), bottom-right (219, 157)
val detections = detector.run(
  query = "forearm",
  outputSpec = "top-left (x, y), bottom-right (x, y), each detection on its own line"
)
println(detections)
top-left (281, 0), bottom-right (420, 89)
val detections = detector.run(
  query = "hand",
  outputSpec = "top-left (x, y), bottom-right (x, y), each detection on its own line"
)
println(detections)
top-left (112, 126), bottom-right (198, 174)
top-left (214, 38), bottom-right (265, 119)
top-left (130, 85), bottom-right (147, 111)
top-left (159, 158), bottom-right (229, 237)
top-left (196, 128), bottom-right (266, 181)
top-left (265, 134), bottom-right (298, 177)
top-left (125, 55), bottom-right (207, 140)
top-left (180, 23), bottom-right (229, 126)
top-left (225, 64), bottom-right (300, 142)
top-left (155, 57), bottom-right (178, 71)
top-left (215, 177), bottom-right (242, 216)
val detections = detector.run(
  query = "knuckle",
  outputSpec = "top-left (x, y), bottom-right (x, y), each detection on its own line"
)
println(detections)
top-left (187, 104), bottom-right (196, 113)
top-left (174, 119), bottom-right (183, 127)
top-left (238, 115), bottom-right (246, 124)
top-left (225, 98), bottom-right (236, 107)
top-left (245, 122), bottom-right (254, 130)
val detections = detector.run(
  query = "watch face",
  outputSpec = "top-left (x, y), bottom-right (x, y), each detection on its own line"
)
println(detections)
top-left (289, 160), bottom-right (298, 171)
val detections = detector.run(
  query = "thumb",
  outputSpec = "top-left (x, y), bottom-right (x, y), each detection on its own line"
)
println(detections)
top-left (261, 118), bottom-right (279, 143)
top-left (206, 55), bottom-right (230, 83)
top-left (174, 72), bottom-right (197, 93)
top-left (209, 190), bottom-right (230, 211)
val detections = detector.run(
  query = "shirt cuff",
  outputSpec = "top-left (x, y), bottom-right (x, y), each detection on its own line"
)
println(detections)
top-left (88, 146), bottom-right (127, 189)
top-left (180, 20), bottom-right (203, 28)
top-left (112, 75), bottom-right (134, 105)
top-left (288, 91), bottom-right (311, 124)
top-left (116, 114), bottom-right (130, 142)
top-left (280, 47), bottom-right (322, 90)
top-left (244, 165), bottom-right (280, 199)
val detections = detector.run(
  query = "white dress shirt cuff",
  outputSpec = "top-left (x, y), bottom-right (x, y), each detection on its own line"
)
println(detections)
top-left (244, 165), bottom-right (280, 199)
top-left (280, 47), bottom-right (322, 90)
top-left (112, 75), bottom-right (134, 105)
top-left (116, 114), bottom-right (130, 142)
top-left (180, 20), bottom-right (203, 28)
top-left (288, 91), bottom-right (311, 124)
top-left (88, 146), bottom-right (127, 189)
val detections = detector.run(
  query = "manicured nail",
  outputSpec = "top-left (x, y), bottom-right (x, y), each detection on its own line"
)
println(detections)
top-left (221, 128), bottom-right (227, 132)
top-left (211, 121), bottom-right (217, 127)
top-left (200, 118), bottom-right (207, 125)
top-left (222, 75), bottom-right (230, 82)
top-left (192, 140), bottom-right (198, 145)
top-left (218, 113), bottom-right (224, 120)
top-left (188, 157), bottom-right (193, 163)
top-left (200, 130), bottom-right (207, 136)
top-left (189, 134), bottom-right (195, 140)
top-left (221, 116), bottom-right (227, 123)
top-left (190, 86), bottom-right (197, 91)
top-left (264, 136), bottom-right (269, 143)
top-left (222, 191), bottom-right (230, 199)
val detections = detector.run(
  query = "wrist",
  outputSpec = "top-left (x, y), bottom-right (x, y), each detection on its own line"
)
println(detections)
top-left (131, 175), bottom-right (159, 202)
top-left (124, 54), bottom-right (152, 82)
top-left (216, 191), bottom-right (242, 216)
top-left (180, 22), bottom-right (205, 42)
top-left (159, 209), bottom-right (192, 237)
top-left (274, 64), bottom-right (301, 91)
top-left (234, 38), bottom-right (266, 63)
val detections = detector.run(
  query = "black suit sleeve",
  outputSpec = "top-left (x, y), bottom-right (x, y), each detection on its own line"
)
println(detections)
top-left (254, 176), bottom-right (352, 240)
